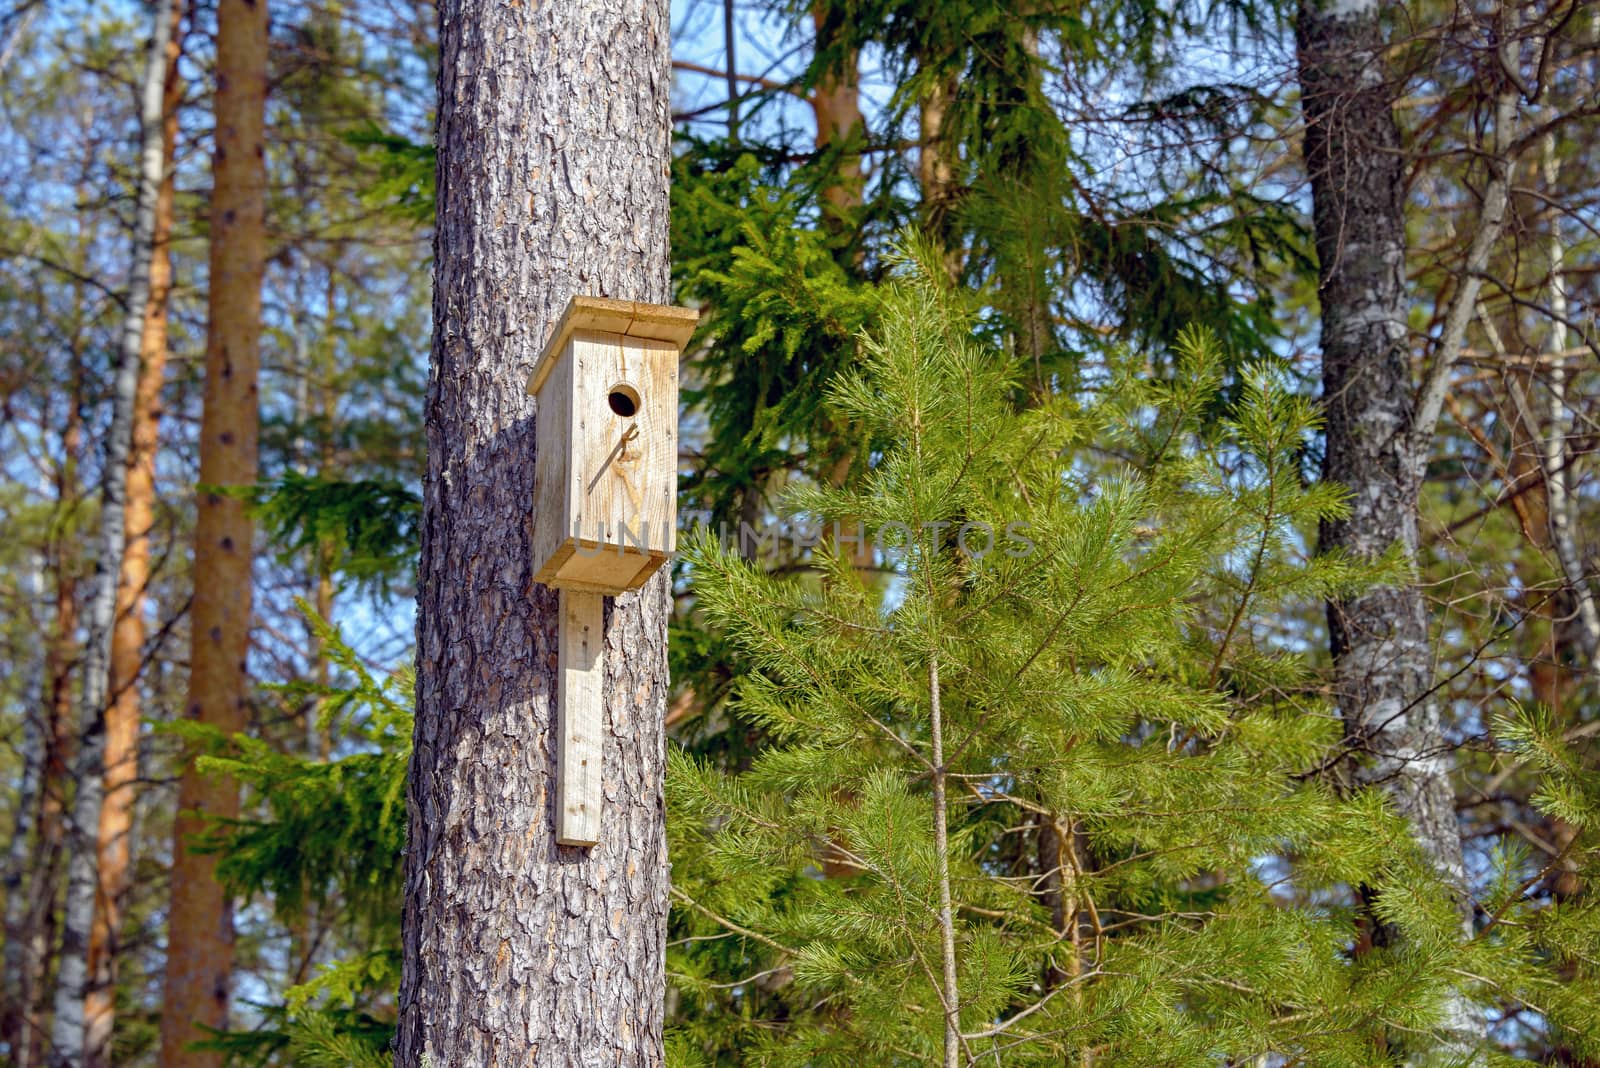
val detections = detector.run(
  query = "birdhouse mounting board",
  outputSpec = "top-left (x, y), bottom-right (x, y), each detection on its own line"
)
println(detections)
top-left (528, 296), bottom-right (696, 847)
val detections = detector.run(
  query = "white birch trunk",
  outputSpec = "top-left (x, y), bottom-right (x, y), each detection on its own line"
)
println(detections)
top-left (46, 4), bottom-right (176, 1062)
top-left (1296, 0), bottom-right (1491, 1055)
top-left (1539, 132), bottom-right (1600, 670)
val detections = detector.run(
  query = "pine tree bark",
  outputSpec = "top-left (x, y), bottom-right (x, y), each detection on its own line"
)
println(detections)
top-left (395, 0), bottom-right (674, 1063)
top-left (48, 2), bottom-right (178, 1061)
top-left (810, 5), bottom-right (863, 231)
top-left (1296, 0), bottom-right (1484, 1050)
top-left (918, 70), bottom-right (959, 251)
top-left (158, 0), bottom-right (267, 1063)
top-left (82, 4), bottom-right (185, 1063)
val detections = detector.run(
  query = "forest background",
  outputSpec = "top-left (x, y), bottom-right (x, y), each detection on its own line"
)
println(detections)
top-left (1, 0), bottom-right (1598, 1063)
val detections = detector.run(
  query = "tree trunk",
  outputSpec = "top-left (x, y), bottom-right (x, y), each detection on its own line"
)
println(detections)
top-left (83, 4), bottom-right (185, 1063)
top-left (1, 732), bottom-right (43, 1062)
top-left (2, 555), bottom-right (49, 1067)
top-left (918, 70), bottom-right (959, 250)
top-left (22, 536), bottom-right (78, 1068)
top-left (1536, 132), bottom-right (1600, 670)
top-left (723, 0), bottom-right (739, 141)
top-left (395, 0), bottom-right (673, 1063)
top-left (1296, 0), bottom-right (1484, 1051)
top-left (15, 288), bottom-right (93, 1068)
top-left (810, 5), bottom-right (863, 232)
top-left (928, 653), bottom-right (961, 1068)
top-left (158, 0), bottom-right (267, 1062)
top-left (2, 547), bottom-right (74, 1068)
top-left (48, 2), bottom-right (178, 1062)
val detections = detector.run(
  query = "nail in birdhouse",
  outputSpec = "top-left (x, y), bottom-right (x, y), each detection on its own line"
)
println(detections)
top-left (526, 296), bottom-right (697, 595)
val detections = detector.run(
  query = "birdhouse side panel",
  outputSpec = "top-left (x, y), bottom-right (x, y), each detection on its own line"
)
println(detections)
top-left (530, 344), bottom-right (575, 583)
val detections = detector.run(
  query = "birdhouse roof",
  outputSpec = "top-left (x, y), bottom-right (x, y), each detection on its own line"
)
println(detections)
top-left (526, 296), bottom-right (699, 397)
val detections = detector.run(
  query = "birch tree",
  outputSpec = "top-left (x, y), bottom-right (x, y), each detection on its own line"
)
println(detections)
top-left (47, 1), bottom-right (178, 1061)
top-left (1295, 0), bottom-right (1467, 904)
top-left (1295, 0), bottom-right (1548, 1052)
top-left (395, 0), bottom-right (675, 1063)
top-left (82, 2), bottom-right (186, 1063)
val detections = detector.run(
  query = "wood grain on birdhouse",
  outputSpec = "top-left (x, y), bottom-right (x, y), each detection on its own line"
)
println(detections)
top-left (527, 296), bottom-right (697, 594)
top-left (555, 588), bottom-right (604, 845)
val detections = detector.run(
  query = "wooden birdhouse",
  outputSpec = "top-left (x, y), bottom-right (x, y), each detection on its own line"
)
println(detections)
top-left (527, 296), bottom-right (697, 595)
top-left (527, 295), bottom-right (697, 847)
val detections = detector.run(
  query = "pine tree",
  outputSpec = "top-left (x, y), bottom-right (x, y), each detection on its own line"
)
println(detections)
top-left (665, 243), bottom-right (1600, 1065)
top-left (398, 0), bottom-right (676, 1061)
top-left (161, 0), bottom-right (270, 1060)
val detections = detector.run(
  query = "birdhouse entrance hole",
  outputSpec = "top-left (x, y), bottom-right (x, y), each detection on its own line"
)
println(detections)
top-left (607, 383), bottom-right (640, 417)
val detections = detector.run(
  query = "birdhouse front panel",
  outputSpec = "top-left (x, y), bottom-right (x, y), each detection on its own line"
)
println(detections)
top-left (528, 297), bottom-right (695, 595)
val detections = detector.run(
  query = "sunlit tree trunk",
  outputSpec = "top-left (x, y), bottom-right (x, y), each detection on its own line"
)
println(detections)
top-left (82, 3), bottom-right (185, 1063)
top-left (395, 0), bottom-right (673, 1062)
top-left (919, 70), bottom-right (959, 251)
top-left (159, 0), bottom-right (268, 1062)
top-left (49, 3), bottom-right (179, 1061)
top-left (811, 4), bottom-right (863, 232)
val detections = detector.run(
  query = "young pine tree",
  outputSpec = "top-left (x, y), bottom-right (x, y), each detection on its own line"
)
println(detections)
top-left (665, 244), bottom-right (1600, 1066)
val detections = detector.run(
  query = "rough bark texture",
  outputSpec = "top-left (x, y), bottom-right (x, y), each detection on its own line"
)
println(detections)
top-left (84, 5), bottom-right (185, 1062)
top-left (1297, 0), bottom-right (1484, 1049)
top-left (396, 0), bottom-right (673, 1065)
top-left (1298, 0), bottom-right (1462, 892)
top-left (159, 0), bottom-right (267, 1063)
top-left (1037, 816), bottom-right (1084, 987)
top-left (48, 3), bottom-right (177, 1060)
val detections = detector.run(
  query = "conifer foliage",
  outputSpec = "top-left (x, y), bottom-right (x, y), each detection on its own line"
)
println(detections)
top-left (665, 245), bottom-right (1600, 1066)
top-left (4, 0), bottom-right (1600, 1062)
top-left (180, 608), bottom-right (408, 1066)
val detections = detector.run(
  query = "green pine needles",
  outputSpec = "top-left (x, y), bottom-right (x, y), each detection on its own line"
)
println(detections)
top-left (665, 244), bottom-right (1600, 1066)
top-left (188, 604), bottom-right (409, 1066)
top-left (186, 246), bottom-right (1597, 1066)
